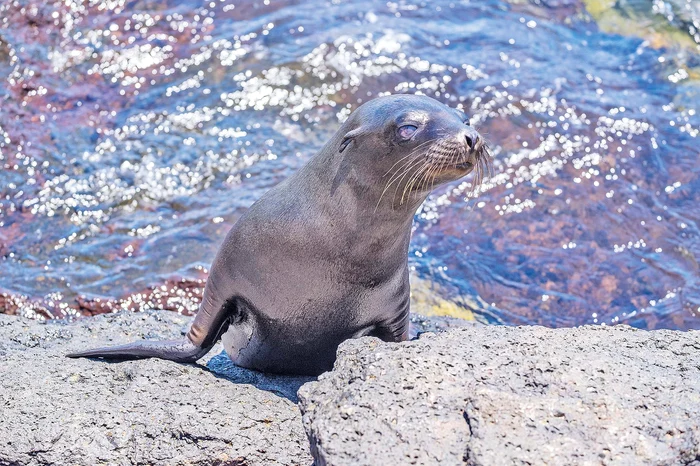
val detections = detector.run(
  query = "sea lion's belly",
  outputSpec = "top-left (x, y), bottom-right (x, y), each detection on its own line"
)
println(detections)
top-left (219, 271), bottom-right (409, 375)
top-left (219, 300), bottom-right (375, 375)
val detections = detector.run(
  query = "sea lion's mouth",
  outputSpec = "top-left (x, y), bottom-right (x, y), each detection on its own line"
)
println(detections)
top-left (453, 161), bottom-right (473, 171)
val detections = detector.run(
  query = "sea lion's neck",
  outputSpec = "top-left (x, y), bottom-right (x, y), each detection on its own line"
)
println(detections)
top-left (300, 144), bottom-right (427, 267)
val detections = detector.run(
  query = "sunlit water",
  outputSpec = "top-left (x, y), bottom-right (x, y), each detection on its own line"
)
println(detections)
top-left (0, 0), bottom-right (698, 330)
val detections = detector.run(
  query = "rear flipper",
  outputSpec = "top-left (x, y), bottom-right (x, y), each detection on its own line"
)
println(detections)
top-left (66, 337), bottom-right (210, 363)
top-left (66, 309), bottom-right (232, 363)
top-left (67, 264), bottom-right (238, 363)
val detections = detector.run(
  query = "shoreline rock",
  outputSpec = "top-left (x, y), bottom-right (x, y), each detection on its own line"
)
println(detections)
top-left (2, 311), bottom-right (699, 465)
top-left (0, 311), bottom-right (312, 466)
top-left (299, 325), bottom-right (700, 466)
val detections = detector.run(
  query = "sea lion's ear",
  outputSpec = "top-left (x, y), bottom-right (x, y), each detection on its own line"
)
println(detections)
top-left (339, 127), bottom-right (365, 153)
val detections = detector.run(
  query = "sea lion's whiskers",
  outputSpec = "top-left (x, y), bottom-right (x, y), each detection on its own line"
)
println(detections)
top-left (416, 158), bottom-right (435, 196)
top-left (478, 147), bottom-right (493, 186)
top-left (409, 140), bottom-right (454, 201)
top-left (375, 154), bottom-right (431, 212)
top-left (380, 152), bottom-right (429, 192)
top-left (476, 141), bottom-right (493, 178)
top-left (414, 145), bottom-right (438, 195)
top-left (476, 154), bottom-right (483, 186)
top-left (476, 156), bottom-right (484, 192)
top-left (424, 158), bottom-right (442, 195)
top-left (399, 158), bottom-right (433, 206)
top-left (381, 140), bottom-right (437, 190)
top-left (471, 150), bottom-right (490, 198)
top-left (469, 160), bottom-right (482, 199)
top-left (429, 159), bottom-right (442, 193)
top-left (477, 161), bottom-right (484, 192)
top-left (378, 165), bottom-right (419, 211)
top-left (381, 139), bottom-right (436, 178)
top-left (378, 154), bottom-right (432, 211)
top-left (422, 144), bottom-right (454, 194)
top-left (463, 146), bottom-right (485, 199)
top-left (428, 139), bottom-right (461, 190)
top-left (484, 146), bottom-right (494, 178)
top-left (383, 140), bottom-right (446, 207)
top-left (398, 160), bottom-right (429, 206)
top-left (411, 161), bottom-right (435, 205)
top-left (413, 140), bottom-right (448, 195)
top-left (418, 159), bottom-right (435, 194)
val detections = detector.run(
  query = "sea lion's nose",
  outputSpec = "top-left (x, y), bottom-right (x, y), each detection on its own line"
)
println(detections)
top-left (463, 126), bottom-right (481, 151)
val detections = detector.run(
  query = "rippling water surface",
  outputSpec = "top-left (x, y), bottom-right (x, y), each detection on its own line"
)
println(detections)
top-left (0, 0), bottom-right (698, 329)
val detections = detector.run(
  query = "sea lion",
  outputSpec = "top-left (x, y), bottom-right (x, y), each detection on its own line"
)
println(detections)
top-left (67, 94), bottom-right (490, 375)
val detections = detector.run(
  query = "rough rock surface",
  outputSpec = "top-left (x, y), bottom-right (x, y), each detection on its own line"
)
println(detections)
top-left (0, 311), bottom-right (313, 466)
top-left (298, 325), bottom-right (700, 466)
top-left (4, 311), bottom-right (700, 466)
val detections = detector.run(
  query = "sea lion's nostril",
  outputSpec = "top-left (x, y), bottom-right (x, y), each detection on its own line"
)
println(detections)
top-left (463, 127), bottom-right (481, 151)
top-left (465, 134), bottom-right (475, 149)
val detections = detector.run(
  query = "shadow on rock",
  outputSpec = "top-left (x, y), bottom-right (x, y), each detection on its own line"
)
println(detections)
top-left (202, 313), bottom-right (472, 402)
top-left (204, 351), bottom-right (315, 403)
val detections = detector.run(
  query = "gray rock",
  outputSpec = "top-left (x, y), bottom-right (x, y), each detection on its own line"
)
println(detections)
top-left (5, 311), bottom-right (700, 466)
top-left (298, 325), bottom-right (700, 466)
top-left (0, 311), bottom-right (313, 466)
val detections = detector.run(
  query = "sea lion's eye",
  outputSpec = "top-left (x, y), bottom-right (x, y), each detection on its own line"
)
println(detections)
top-left (398, 125), bottom-right (417, 140)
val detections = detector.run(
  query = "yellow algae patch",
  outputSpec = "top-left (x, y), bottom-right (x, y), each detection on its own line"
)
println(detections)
top-left (686, 67), bottom-right (700, 81)
top-left (583, 0), bottom-right (700, 50)
top-left (409, 275), bottom-right (477, 321)
top-left (584, 0), bottom-right (616, 18)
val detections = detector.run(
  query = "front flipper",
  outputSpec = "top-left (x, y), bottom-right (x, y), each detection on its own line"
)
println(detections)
top-left (369, 311), bottom-right (410, 342)
top-left (66, 337), bottom-right (210, 363)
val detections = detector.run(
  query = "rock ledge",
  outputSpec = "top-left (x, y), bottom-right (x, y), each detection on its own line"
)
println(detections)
top-left (0, 311), bottom-right (312, 466)
top-left (2, 312), bottom-right (699, 466)
top-left (299, 325), bottom-right (700, 466)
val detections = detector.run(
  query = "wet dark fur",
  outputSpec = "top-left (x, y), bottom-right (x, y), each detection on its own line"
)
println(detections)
top-left (67, 94), bottom-right (492, 375)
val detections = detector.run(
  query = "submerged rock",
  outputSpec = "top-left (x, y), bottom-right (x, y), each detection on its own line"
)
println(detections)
top-left (0, 311), bottom-right (312, 466)
top-left (298, 325), bottom-right (700, 466)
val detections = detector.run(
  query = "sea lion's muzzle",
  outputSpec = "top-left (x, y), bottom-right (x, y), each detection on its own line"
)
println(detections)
top-left (462, 125), bottom-right (482, 152)
top-left (436, 125), bottom-right (486, 172)
top-left (454, 126), bottom-right (484, 170)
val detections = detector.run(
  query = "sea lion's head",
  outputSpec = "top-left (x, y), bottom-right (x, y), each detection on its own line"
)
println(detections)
top-left (336, 94), bottom-right (491, 209)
